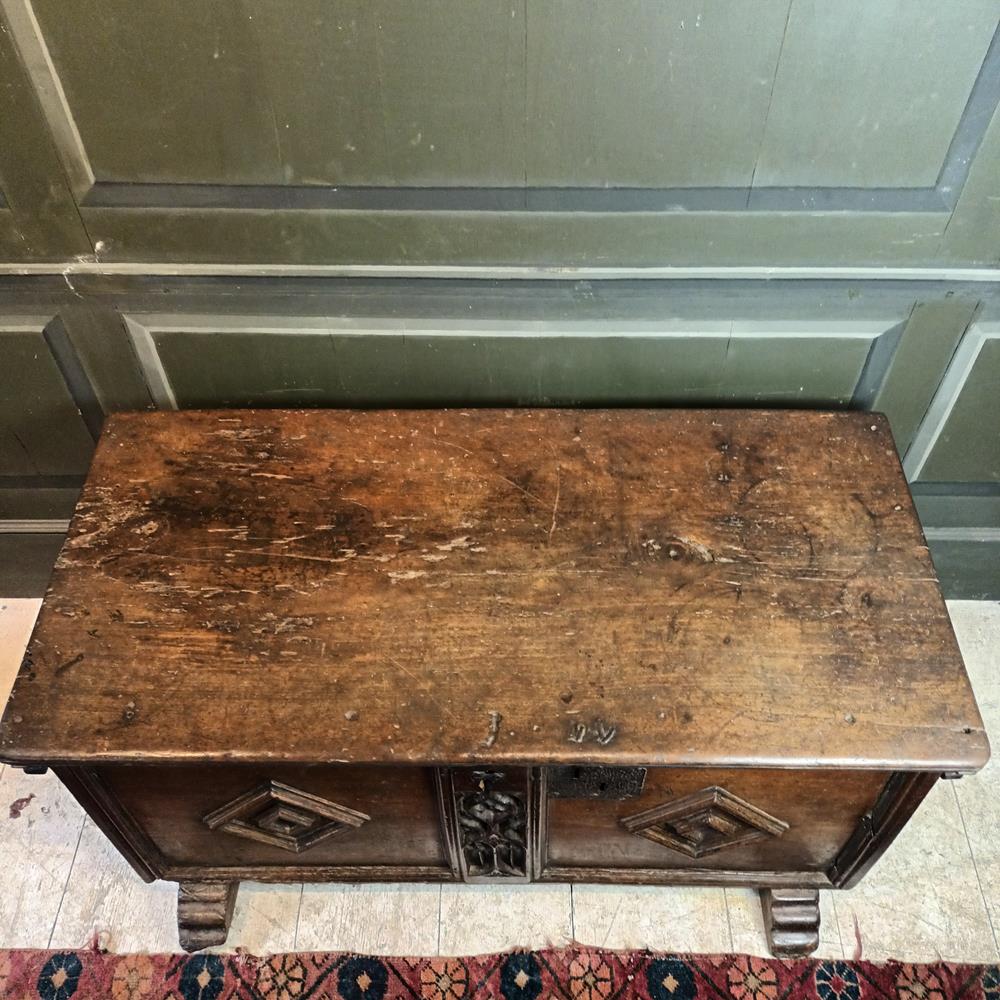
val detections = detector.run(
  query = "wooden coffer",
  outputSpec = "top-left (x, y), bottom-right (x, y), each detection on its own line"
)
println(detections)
top-left (1, 409), bottom-right (988, 955)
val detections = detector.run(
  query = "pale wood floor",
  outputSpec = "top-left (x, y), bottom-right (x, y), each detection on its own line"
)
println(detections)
top-left (0, 599), bottom-right (997, 961)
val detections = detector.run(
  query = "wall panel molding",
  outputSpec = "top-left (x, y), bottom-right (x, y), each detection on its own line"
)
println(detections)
top-left (2, 2), bottom-right (999, 266)
top-left (905, 322), bottom-right (1000, 481)
top-left (0, 6), bottom-right (90, 259)
top-left (118, 313), bottom-right (904, 413)
top-left (868, 300), bottom-right (980, 457)
top-left (6, 263), bottom-right (1000, 282)
top-left (5, 3), bottom-right (997, 217)
top-left (0, 314), bottom-right (94, 476)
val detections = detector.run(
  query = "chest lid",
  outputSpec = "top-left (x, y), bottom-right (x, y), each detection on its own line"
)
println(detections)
top-left (0, 408), bottom-right (988, 771)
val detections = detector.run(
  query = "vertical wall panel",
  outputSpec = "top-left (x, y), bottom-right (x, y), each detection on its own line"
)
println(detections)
top-left (0, 323), bottom-right (94, 475)
top-left (30, 0), bottom-right (285, 185)
top-left (526, 0), bottom-right (790, 187)
top-left (912, 329), bottom-right (1000, 482)
top-left (0, 6), bottom-right (90, 258)
top-left (754, 0), bottom-right (998, 188)
top-left (871, 299), bottom-right (978, 456)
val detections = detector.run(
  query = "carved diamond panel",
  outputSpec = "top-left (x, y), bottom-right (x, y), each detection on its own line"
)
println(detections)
top-left (203, 780), bottom-right (370, 854)
top-left (621, 786), bottom-right (788, 859)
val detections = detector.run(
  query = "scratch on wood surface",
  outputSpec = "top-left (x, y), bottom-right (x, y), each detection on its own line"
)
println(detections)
top-left (548, 467), bottom-right (561, 543)
top-left (54, 653), bottom-right (85, 676)
top-left (436, 536), bottom-right (471, 552)
top-left (433, 437), bottom-right (548, 506)
top-left (388, 570), bottom-right (427, 581)
top-left (481, 710), bottom-right (502, 748)
top-left (337, 495), bottom-right (373, 512)
top-left (430, 435), bottom-right (475, 457)
top-left (388, 657), bottom-right (458, 724)
top-left (228, 547), bottom-right (358, 565)
top-left (495, 472), bottom-right (546, 507)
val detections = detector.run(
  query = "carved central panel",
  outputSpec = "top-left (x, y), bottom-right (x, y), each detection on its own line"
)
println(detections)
top-left (456, 770), bottom-right (528, 879)
top-left (621, 786), bottom-right (788, 858)
top-left (203, 780), bottom-right (370, 854)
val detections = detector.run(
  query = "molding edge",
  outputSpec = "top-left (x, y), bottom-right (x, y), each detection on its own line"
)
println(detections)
top-left (4, 263), bottom-right (1000, 282)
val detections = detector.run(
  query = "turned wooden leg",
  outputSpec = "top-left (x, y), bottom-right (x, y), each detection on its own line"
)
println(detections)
top-left (760, 888), bottom-right (820, 958)
top-left (177, 881), bottom-right (238, 952)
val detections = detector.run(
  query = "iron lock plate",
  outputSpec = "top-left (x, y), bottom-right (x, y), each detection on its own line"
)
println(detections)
top-left (547, 765), bottom-right (647, 799)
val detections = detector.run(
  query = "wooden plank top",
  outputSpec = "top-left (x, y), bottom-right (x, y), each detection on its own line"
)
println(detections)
top-left (0, 409), bottom-right (988, 771)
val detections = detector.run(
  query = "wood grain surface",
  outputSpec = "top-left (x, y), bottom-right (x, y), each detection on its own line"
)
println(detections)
top-left (0, 408), bottom-right (987, 769)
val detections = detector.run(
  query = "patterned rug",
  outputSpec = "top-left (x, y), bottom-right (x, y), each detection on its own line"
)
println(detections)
top-left (2, 946), bottom-right (997, 1000)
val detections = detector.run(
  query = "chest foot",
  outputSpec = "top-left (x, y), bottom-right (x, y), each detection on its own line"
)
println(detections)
top-left (177, 881), bottom-right (239, 952)
top-left (760, 888), bottom-right (820, 958)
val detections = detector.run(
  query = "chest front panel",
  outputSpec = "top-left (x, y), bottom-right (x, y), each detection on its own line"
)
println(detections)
top-left (83, 763), bottom-right (897, 885)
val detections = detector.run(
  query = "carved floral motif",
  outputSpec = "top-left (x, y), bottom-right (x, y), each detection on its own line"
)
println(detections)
top-left (456, 770), bottom-right (527, 878)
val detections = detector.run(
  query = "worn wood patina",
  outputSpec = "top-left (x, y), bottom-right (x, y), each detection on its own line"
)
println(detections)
top-left (0, 408), bottom-right (988, 953)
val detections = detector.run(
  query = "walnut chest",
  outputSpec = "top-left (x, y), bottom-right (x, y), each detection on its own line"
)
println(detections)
top-left (0, 409), bottom-right (988, 955)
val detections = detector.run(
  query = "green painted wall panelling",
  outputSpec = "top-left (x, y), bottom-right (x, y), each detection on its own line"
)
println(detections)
top-left (27, 0), bottom-right (1000, 192)
top-left (142, 320), bottom-right (884, 409)
top-left (913, 491), bottom-right (1000, 599)
top-left (30, 0), bottom-right (525, 188)
top-left (249, 0), bottom-right (525, 187)
top-left (0, 11), bottom-right (90, 260)
top-left (924, 535), bottom-right (1000, 600)
top-left (54, 304), bottom-right (154, 414)
top-left (0, 323), bottom-right (94, 476)
top-left (1, 0), bottom-right (997, 265)
top-left (0, 203), bottom-right (26, 261)
top-left (82, 209), bottom-right (952, 268)
top-left (526, 1), bottom-right (790, 187)
top-left (0, 485), bottom-right (78, 520)
top-left (28, 0), bottom-right (287, 187)
top-left (911, 326), bottom-right (1000, 482)
top-left (870, 299), bottom-right (979, 455)
top-left (945, 96), bottom-right (1000, 264)
top-left (753, 1), bottom-right (997, 188)
top-left (913, 491), bottom-right (1000, 530)
top-left (0, 534), bottom-right (64, 596)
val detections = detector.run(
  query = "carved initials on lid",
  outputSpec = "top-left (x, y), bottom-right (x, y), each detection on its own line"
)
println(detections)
top-left (621, 786), bottom-right (788, 858)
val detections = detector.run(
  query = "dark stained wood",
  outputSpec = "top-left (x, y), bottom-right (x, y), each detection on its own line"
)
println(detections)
top-left (176, 881), bottom-right (237, 953)
top-left (538, 866), bottom-right (832, 889)
top-left (620, 785), bottom-right (789, 859)
top-left (829, 770), bottom-right (939, 888)
top-left (55, 765), bottom-right (163, 882)
top-left (0, 407), bottom-right (989, 954)
top-left (546, 767), bottom-right (888, 873)
top-left (437, 766), bottom-right (538, 883)
top-left (760, 888), bottom-right (821, 958)
top-left (0, 408), bottom-right (988, 771)
top-left (166, 863), bottom-right (456, 884)
top-left (100, 764), bottom-right (451, 871)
